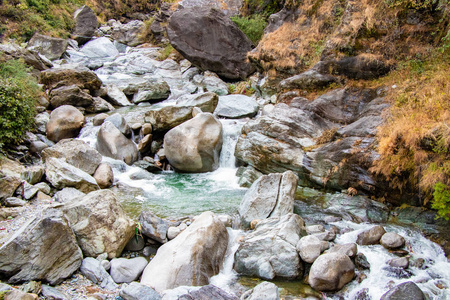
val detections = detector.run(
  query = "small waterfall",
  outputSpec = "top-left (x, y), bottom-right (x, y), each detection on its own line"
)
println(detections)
top-left (210, 228), bottom-right (243, 294)
top-left (219, 119), bottom-right (245, 169)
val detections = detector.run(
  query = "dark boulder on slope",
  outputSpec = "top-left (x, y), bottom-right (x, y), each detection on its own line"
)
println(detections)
top-left (167, 7), bottom-right (255, 80)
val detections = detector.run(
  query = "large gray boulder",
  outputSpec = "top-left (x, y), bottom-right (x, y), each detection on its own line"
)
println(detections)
top-left (106, 85), bottom-right (133, 106)
top-left (164, 113), bottom-right (223, 173)
top-left (110, 257), bottom-right (148, 284)
top-left (61, 190), bottom-right (135, 259)
top-left (80, 257), bottom-right (118, 290)
top-left (234, 214), bottom-right (305, 280)
top-left (27, 33), bottom-right (69, 61)
top-left (132, 79), bottom-right (171, 103)
top-left (141, 211), bottom-right (228, 292)
top-left (119, 282), bottom-right (161, 300)
top-left (46, 105), bottom-right (85, 143)
top-left (296, 235), bottom-right (329, 264)
top-left (42, 139), bottom-right (102, 175)
top-left (214, 94), bottom-right (259, 119)
top-left (308, 252), bottom-right (355, 291)
top-left (73, 5), bottom-right (98, 45)
top-left (380, 232), bottom-right (406, 249)
top-left (97, 121), bottom-right (139, 165)
top-left (45, 157), bottom-right (100, 193)
top-left (138, 211), bottom-right (168, 244)
top-left (239, 171), bottom-right (298, 227)
top-left (380, 281), bottom-right (425, 300)
top-left (167, 7), bottom-right (255, 80)
top-left (0, 209), bottom-right (82, 284)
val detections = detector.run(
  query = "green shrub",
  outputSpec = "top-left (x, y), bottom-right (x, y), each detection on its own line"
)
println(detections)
top-left (432, 182), bottom-right (450, 219)
top-left (0, 59), bottom-right (39, 150)
top-left (231, 14), bottom-right (267, 45)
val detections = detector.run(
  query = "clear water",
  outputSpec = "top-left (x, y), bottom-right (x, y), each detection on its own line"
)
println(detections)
top-left (79, 118), bottom-right (247, 219)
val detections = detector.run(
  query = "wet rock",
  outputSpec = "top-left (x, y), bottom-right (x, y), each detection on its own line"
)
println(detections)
top-left (164, 113), bottom-right (223, 173)
top-left (239, 171), bottom-right (298, 227)
top-left (0, 209), bottom-right (82, 284)
top-left (104, 113), bottom-right (132, 137)
top-left (80, 37), bottom-right (119, 58)
top-left (42, 139), bottom-right (102, 175)
top-left (280, 69), bottom-right (338, 90)
top-left (297, 235), bottom-right (329, 263)
top-left (175, 92), bottom-right (219, 113)
top-left (167, 7), bottom-right (255, 80)
top-left (106, 85), bottom-right (132, 106)
top-left (141, 211), bottom-right (228, 292)
top-left (380, 281), bottom-right (425, 300)
top-left (97, 121), bottom-right (139, 165)
top-left (125, 235), bottom-right (145, 252)
top-left (40, 66), bottom-right (102, 93)
top-left (45, 157), bottom-right (99, 193)
top-left (49, 85), bottom-right (94, 109)
top-left (199, 71), bottom-right (229, 95)
top-left (110, 20), bottom-right (145, 47)
top-left (133, 160), bottom-right (162, 173)
top-left (241, 281), bottom-right (279, 300)
top-left (132, 80), bottom-right (171, 103)
top-left (325, 243), bottom-right (358, 258)
top-left (80, 257), bottom-right (117, 290)
top-left (388, 257), bottom-right (409, 269)
top-left (93, 163), bottom-right (114, 189)
top-left (356, 225), bottom-right (386, 245)
top-left (73, 5), bottom-right (98, 45)
top-left (380, 232), bottom-right (406, 249)
top-left (306, 225), bottom-right (325, 234)
top-left (308, 252), bottom-right (355, 291)
top-left (177, 285), bottom-right (238, 300)
top-left (93, 113), bottom-right (109, 126)
top-left (355, 253), bottom-right (371, 270)
top-left (214, 95), bottom-right (259, 119)
top-left (141, 123), bottom-right (153, 136)
top-left (234, 214), bottom-right (305, 280)
top-left (61, 190), bottom-right (135, 258)
top-left (145, 106), bottom-right (193, 133)
top-left (313, 230), bottom-right (336, 241)
top-left (110, 257), bottom-right (148, 283)
top-left (46, 105), bottom-right (85, 143)
top-left (383, 266), bottom-right (413, 279)
top-left (119, 282), bottom-right (161, 300)
top-left (138, 211), bottom-right (168, 244)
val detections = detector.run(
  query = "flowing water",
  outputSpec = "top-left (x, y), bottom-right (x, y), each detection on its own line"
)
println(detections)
top-left (71, 42), bottom-right (450, 299)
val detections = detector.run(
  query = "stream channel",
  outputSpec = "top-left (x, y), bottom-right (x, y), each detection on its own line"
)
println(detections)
top-left (66, 40), bottom-right (450, 299)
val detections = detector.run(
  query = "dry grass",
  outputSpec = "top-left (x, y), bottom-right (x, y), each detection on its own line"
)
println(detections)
top-left (370, 52), bottom-right (450, 204)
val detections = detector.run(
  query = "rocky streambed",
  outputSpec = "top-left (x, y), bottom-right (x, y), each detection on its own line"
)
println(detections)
top-left (1, 6), bottom-right (450, 300)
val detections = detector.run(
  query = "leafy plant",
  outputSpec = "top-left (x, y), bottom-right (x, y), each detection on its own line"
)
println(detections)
top-left (432, 182), bottom-right (450, 219)
top-left (231, 14), bottom-right (267, 45)
top-left (0, 59), bottom-right (39, 150)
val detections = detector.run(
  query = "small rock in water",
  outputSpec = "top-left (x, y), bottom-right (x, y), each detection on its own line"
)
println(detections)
top-left (326, 243), bottom-right (358, 258)
top-left (240, 281), bottom-right (279, 300)
top-left (380, 232), bottom-right (406, 249)
top-left (388, 257), bottom-right (409, 269)
top-left (93, 113), bottom-right (109, 126)
top-left (356, 225), bottom-right (386, 245)
top-left (355, 253), bottom-right (370, 270)
top-left (383, 266), bottom-right (413, 279)
top-left (380, 281), bottom-right (425, 300)
top-left (167, 226), bottom-right (181, 240)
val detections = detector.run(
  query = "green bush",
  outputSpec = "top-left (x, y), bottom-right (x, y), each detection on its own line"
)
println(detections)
top-left (231, 14), bottom-right (267, 45)
top-left (0, 59), bottom-right (39, 150)
top-left (432, 182), bottom-right (450, 219)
